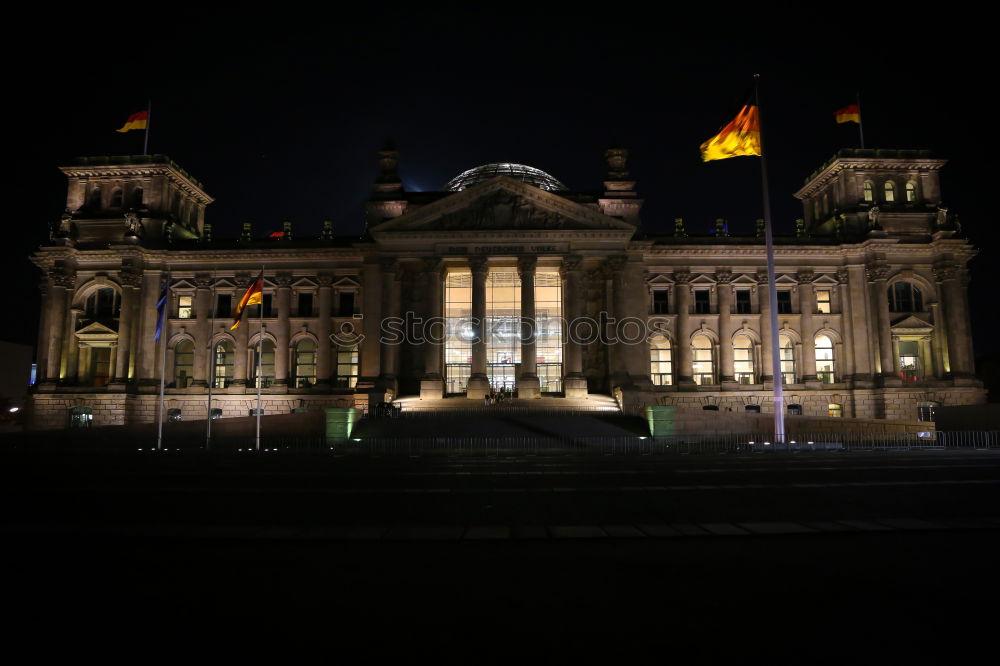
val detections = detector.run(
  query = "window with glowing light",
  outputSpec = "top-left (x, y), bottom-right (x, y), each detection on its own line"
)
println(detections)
top-left (650, 334), bottom-right (673, 386)
top-left (174, 339), bottom-right (193, 388)
top-left (692, 334), bottom-right (715, 385)
top-left (815, 334), bottom-right (835, 383)
top-left (733, 334), bottom-right (755, 384)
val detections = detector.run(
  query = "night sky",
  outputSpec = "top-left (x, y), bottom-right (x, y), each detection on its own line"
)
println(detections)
top-left (10, 8), bottom-right (994, 386)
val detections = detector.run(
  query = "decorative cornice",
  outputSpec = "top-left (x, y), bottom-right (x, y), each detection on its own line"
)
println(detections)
top-left (794, 156), bottom-right (947, 200)
top-left (866, 263), bottom-right (891, 282)
top-left (516, 255), bottom-right (537, 277)
top-left (715, 269), bottom-right (733, 284)
top-left (672, 270), bottom-right (692, 284)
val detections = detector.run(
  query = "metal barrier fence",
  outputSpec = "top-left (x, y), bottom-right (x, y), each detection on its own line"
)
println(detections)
top-left (3, 430), bottom-right (999, 455)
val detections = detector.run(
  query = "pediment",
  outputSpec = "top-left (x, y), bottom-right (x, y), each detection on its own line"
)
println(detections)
top-left (812, 273), bottom-right (840, 286)
top-left (372, 176), bottom-right (635, 234)
top-left (75, 321), bottom-right (118, 338)
top-left (730, 275), bottom-right (758, 287)
top-left (774, 274), bottom-right (799, 286)
top-left (689, 274), bottom-right (717, 286)
top-left (891, 314), bottom-right (933, 330)
top-left (214, 278), bottom-right (236, 289)
top-left (293, 277), bottom-right (318, 289)
top-left (333, 276), bottom-right (360, 288)
top-left (647, 273), bottom-right (674, 286)
top-left (171, 279), bottom-right (196, 290)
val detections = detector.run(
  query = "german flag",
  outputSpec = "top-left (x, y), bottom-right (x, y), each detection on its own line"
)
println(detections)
top-left (116, 110), bottom-right (149, 133)
top-left (231, 272), bottom-right (264, 330)
top-left (834, 103), bottom-right (861, 124)
top-left (700, 103), bottom-right (761, 162)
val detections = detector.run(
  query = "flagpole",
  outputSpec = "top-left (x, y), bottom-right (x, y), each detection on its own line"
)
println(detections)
top-left (144, 99), bottom-right (151, 155)
top-left (156, 270), bottom-right (170, 451)
top-left (856, 91), bottom-right (865, 149)
top-left (256, 265), bottom-right (264, 452)
top-left (754, 74), bottom-right (786, 445)
top-left (206, 271), bottom-right (216, 450)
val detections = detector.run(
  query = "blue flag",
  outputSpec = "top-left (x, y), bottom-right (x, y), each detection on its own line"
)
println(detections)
top-left (153, 280), bottom-right (169, 342)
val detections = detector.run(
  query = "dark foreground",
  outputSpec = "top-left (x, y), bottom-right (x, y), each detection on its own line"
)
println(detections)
top-left (4, 447), bottom-right (999, 659)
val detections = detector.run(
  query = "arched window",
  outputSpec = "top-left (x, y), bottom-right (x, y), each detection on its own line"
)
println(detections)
top-left (131, 187), bottom-right (144, 208)
top-left (863, 181), bottom-right (874, 202)
top-left (252, 339), bottom-right (276, 388)
top-left (733, 334), bottom-right (755, 384)
top-left (905, 181), bottom-right (916, 202)
top-left (691, 334), bottom-right (715, 385)
top-left (88, 187), bottom-right (102, 209)
top-left (174, 340), bottom-right (194, 388)
top-left (111, 188), bottom-right (123, 208)
top-left (884, 181), bottom-right (896, 202)
top-left (84, 287), bottom-right (121, 319)
top-left (888, 281), bottom-right (924, 312)
top-left (213, 341), bottom-right (234, 389)
top-left (335, 344), bottom-right (359, 388)
top-left (294, 339), bottom-right (317, 388)
top-left (779, 333), bottom-right (796, 385)
top-left (650, 335), bottom-right (673, 386)
top-left (828, 403), bottom-right (843, 418)
top-left (815, 334), bottom-right (835, 384)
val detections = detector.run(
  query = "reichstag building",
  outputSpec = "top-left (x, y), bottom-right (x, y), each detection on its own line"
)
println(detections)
top-left (27, 145), bottom-right (985, 428)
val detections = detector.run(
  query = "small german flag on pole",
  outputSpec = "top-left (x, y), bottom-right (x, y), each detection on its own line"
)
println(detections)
top-left (834, 104), bottom-right (861, 124)
top-left (700, 100), bottom-right (761, 162)
top-left (231, 272), bottom-right (264, 330)
top-left (116, 110), bottom-right (149, 133)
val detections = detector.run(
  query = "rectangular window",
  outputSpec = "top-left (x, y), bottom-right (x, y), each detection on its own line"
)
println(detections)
top-left (694, 289), bottom-right (711, 314)
top-left (216, 294), bottom-right (231, 318)
top-left (898, 340), bottom-right (921, 382)
top-left (815, 289), bottom-right (832, 314)
top-left (735, 290), bottom-right (752, 314)
top-left (777, 291), bottom-right (793, 314)
top-left (298, 293), bottom-right (313, 317)
top-left (338, 291), bottom-right (355, 317)
top-left (251, 294), bottom-right (273, 318)
top-left (335, 345), bottom-right (359, 388)
top-left (177, 295), bottom-right (193, 319)
top-left (652, 289), bottom-right (669, 314)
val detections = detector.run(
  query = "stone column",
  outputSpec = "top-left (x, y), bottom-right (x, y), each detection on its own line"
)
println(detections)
top-left (929, 302), bottom-right (946, 378)
top-left (64, 307), bottom-right (82, 384)
top-left (36, 280), bottom-right (51, 383)
top-left (378, 259), bottom-right (400, 394)
top-left (466, 256), bottom-right (490, 399)
top-left (847, 265), bottom-right (874, 384)
top-left (44, 271), bottom-right (72, 382)
top-left (113, 274), bottom-right (141, 385)
top-left (191, 277), bottom-right (213, 387)
top-left (359, 258), bottom-right (383, 388)
top-left (232, 282), bottom-right (249, 388)
top-left (420, 259), bottom-right (444, 399)
top-left (674, 270), bottom-right (694, 386)
top-left (560, 255), bottom-right (587, 397)
top-left (867, 263), bottom-right (897, 384)
top-left (716, 270), bottom-right (735, 384)
top-left (315, 275), bottom-right (333, 387)
top-left (836, 269), bottom-right (856, 382)
top-left (936, 264), bottom-right (974, 378)
top-left (798, 270), bottom-right (818, 385)
top-left (137, 270), bottom-right (162, 386)
top-left (756, 271), bottom-right (774, 383)
top-left (274, 274), bottom-right (292, 386)
top-left (516, 256), bottom-right (540, 398)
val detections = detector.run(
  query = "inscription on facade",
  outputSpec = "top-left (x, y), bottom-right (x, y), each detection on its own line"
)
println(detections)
top-left (438, 244), bottom-right (567, 255)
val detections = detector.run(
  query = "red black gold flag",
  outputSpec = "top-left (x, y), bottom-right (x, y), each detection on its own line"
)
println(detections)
top-left (116, 110), bottom-right (149, 133)
top-left (700, 104), bottom-right (761, 162)
top-left (231, 272), bottom-right (264, 330)
top-left (834, 103), bottom-right (861, 124)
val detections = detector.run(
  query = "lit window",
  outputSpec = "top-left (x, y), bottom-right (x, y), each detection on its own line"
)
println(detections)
top-left (888, 281), bottom-right (923, 312)
top-left (779, 333), bottom-right (796, 385)
top-left (815, 334), bottom-right (835, 384)
top-left (898, 340), bottom-right (921, 382)
top-left (177, 295), bottom-right (193, 319)
top-left (828, 403), bottom-right (843, 418)
top-left (788, 403), bottom-right (803, 416)
top-left (650, 335), bottom-right (672, 386)
top-left (735, 289), bottom-right (752, 314)
top-left (692, 334), bottom-right (715, 385)
top-left (905, 182), bottom-right (916, 202)
top-left (815, 289), bottom-right (832, 314)
top-left (694, 289), bottom-right (711, 314)
top-left (336, 344), bottom-right (359, 388)
top-left (174, 340), bottom-right (194, 388)
top-left (294, 338), bottom-right (317, 388)
top-left (917, 401), bottom-right (939, 422)
top-left (652, 289), bottom-right (669, 314)
top-left (252, 339), bottom-right (275, 388)
top-left (733, 334), bottom-right (755, 384)
top-left (213, 341), bottom-right (234, 389)
top-left (863, 181), bottom-right (874, 202)
top-left (777, 290), bottom-right (793, 314)
top-left (884, 181), bottom-right (896, 202)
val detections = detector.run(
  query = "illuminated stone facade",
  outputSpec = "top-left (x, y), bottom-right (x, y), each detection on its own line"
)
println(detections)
top-left (27, 148), bottom-right (985, 429)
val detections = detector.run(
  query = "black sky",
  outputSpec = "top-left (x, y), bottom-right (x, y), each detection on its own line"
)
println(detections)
top-left (8, 7), bottom-right (994, 373)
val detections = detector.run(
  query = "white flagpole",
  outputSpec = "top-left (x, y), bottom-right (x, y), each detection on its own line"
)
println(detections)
top-left (156, 270), bottom-right (170, 450)
top-left (256, 266), bottom-right (264, 451)
top-left (755, 74), bottom-right (786, 445)
top-left (206, 271), bottom-right (217, 450)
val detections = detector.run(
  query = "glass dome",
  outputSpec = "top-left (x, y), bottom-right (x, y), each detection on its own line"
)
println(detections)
top-left (444, 163), bottom-right (567, 192)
